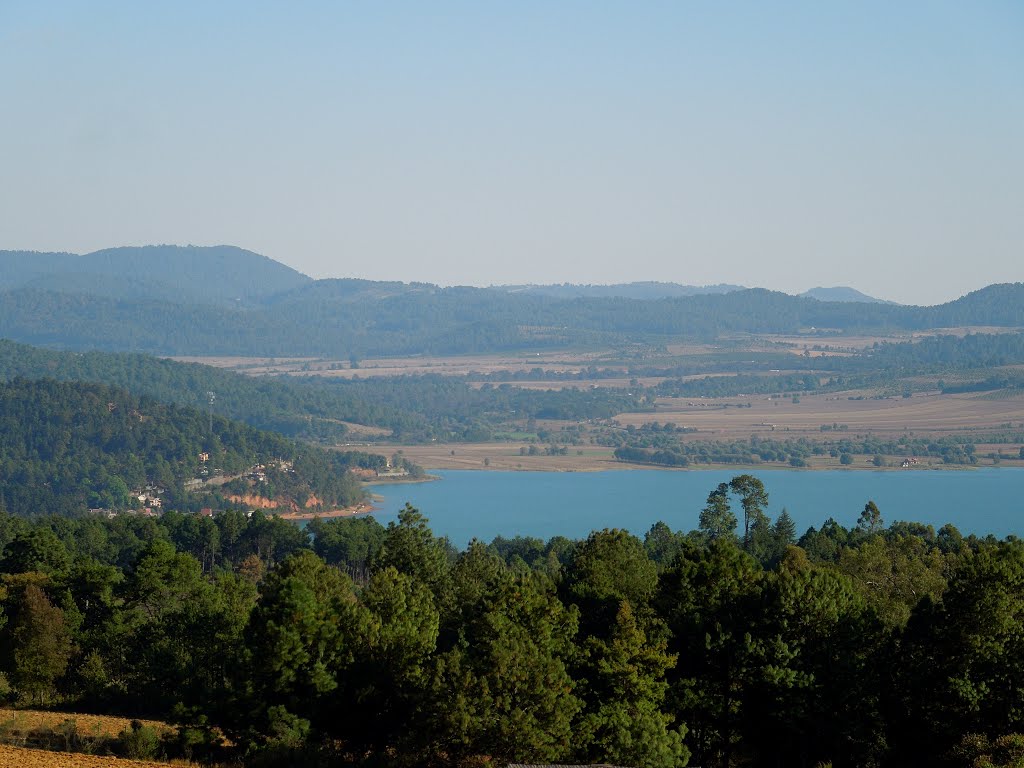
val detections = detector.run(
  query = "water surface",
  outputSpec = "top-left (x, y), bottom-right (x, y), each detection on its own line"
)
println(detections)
top-left (370, 469), bottom-right (1024, 545)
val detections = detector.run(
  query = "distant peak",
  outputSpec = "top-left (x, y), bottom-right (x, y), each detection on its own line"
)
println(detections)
top-left (799, 286), bottom-right (896, 304)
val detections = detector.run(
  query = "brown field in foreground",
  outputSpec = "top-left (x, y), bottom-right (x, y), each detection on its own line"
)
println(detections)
top-left (0, 709), bottom-right (171, 739)
top-left (0, 744), bottom-right (179, 767)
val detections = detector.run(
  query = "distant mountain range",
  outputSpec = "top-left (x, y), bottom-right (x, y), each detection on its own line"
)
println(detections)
top-left (0, 245), bottom-right (311, 306)
top-left (799, 286), bottom-right (895, 304)
top-left (492, 282), bottom-right (746, 300)
top-left (0, 245), bottom-right (1017, 357)
top-left (493, 282), bottom-right (894, 303)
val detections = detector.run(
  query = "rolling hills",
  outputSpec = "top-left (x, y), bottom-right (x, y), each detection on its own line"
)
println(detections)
top-left (0, 245), bottom-right (1020, 358)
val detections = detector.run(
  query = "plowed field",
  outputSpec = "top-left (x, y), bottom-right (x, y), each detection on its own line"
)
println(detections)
top-left (0, 743), bottom-right (175, 766)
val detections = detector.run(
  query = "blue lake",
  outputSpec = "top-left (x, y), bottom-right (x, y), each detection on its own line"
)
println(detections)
top-left (370, 468), bottom-right (1024, 546)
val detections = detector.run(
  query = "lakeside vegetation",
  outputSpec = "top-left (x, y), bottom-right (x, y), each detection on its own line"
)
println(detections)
top-left (608, 430), bottom-right (1007, 468)
top-left (1, 477), bottom-right (1022, 767)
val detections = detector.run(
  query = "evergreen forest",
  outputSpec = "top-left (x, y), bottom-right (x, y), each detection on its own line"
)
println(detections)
top-left (0, 378), bottom-right (369, 516)
top-left (1, 478), bottom-right (1023, 768)
top-left (0, 246), bottom-right (1022, 357)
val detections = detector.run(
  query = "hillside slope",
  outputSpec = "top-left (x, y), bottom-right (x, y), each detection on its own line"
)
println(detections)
top-left (0, 244), bottom-right (1020, 357)
top-left (800, 286), bottom-right (894, 304)
top-left (0, 378), bottom-right (366, 516)
top-left (0, 339), bottom-right (424, 440)
top-left (0, 245), bottom-right (311, 306)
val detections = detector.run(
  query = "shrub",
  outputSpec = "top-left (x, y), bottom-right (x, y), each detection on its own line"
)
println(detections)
top-left (117, 720), bottom-right (160, 760)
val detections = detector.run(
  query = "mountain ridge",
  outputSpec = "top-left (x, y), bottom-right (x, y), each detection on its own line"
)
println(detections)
top-left (0, 244), bottom-right (312, 306)
top-left (0, 245), bottom-right (1019, 357)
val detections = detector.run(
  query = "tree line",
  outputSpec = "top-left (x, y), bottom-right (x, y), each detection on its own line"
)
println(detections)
top-left (1, 477), bottom-right (1022, 767)
top-left (1, 278), bottom-right (1022, 358)
top-left (610, 431), bottom-right (991, 468)
top-left (0, 340), bottom-right (651, 444)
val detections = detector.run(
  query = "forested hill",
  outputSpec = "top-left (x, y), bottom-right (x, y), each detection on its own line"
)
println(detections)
top-left (0, 339), bottom-right (426, 441)
top-left (0, 245), bottom-right (311, 306)
top-left (491, 281), bottom-right (746, 299)
top-left (0, 378), bottom-right (367, 517)
top-left (0, 245), bottom-right (1020, 357)
top-left (799, 286), bottom-right (893, 303)
top-left (0, 340), bottom-right (647, 443)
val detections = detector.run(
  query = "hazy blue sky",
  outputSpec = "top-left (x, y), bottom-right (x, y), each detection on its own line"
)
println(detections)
top-left (1, 2), bottom-right (1021, 304)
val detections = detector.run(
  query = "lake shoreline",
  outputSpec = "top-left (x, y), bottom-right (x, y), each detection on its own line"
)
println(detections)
top-left (406, 460), bottom-right (1005, 474)
top-left (277, 501), bottom-right (377, 521)
top-left (369, 467), bottom-right (1024, 542)
top-left (375, 442), bottom-right (1021, 474)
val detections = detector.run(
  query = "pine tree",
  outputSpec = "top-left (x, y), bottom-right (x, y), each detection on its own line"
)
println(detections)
top-left (657, 539), bottom-right (766, 768)
top-left (575, 601), bottom-right (690, 768)
top-left (699, 483), bottom-right (737, 541)
top-left (730, 474), bottom-right (769, 551)
top-left (11, 584), bottom-right (73, 704)
top-left (429, 576), bottom-right (581, 763)
top-left (856, 500), bottom-right (883, 535)
top-left (375, 504), bottom-right (451, 605)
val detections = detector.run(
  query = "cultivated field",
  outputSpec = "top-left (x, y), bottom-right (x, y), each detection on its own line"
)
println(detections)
top-left (171, 328), bottom-right (1024, 384)
top-left (170, 348), bottom-right (619, 379)
top-left (380, 389), bottom-right (1024, 473)
top-left (376, 443), bottom-right (627, 472)
top-left (615, 391), bottom-right (1024, 439)
top-left (171, 332), bottom-right (1024, 473)
top-left (0, 744), bottom-right (176, 767)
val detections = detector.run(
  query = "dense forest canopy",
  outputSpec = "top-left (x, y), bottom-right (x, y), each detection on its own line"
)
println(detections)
top-left (0, 247), bottom-right (1020, 357)
top-left (0, 480), bottom-right (1021, 768)
top-left (0, 339), bottom-right (651, 443)
top-left (0, 339), bottom-right (423, 441)
top-left (0, 378), bottom-right (368, 516)
top-left (0, 245), bottom-right (311, 306)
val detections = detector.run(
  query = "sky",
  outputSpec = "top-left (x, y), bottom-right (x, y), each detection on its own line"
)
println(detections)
top-left (0, 2), bottom-right (1021, 305)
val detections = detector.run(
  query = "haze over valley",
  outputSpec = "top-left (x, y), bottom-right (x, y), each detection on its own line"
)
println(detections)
top-left (2, 4), bottom-right (1023, 767)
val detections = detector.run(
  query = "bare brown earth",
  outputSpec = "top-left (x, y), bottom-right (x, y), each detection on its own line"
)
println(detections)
top-left (380, 443), bottom-right (630, 472)
top-left (170, 336), bottom-right (1024, 472)
top-left (385, 390), bottom-right (1024, 472)
top-left (466, 377), bottom-right (665, 391)
top-left (169, 328), bottom-right (1024, 382)
top-left (750, 327), bottom-right (1021, 351)
top-left (614, 391), bottom-right (1024, 439)
top-left (170, 349), bottom-right (618, 379)
top-left (0, 745), bottom-right (182, 768)
top-left (0, 710), bottom-right (180, 768)
top-left (276, 502), bottom-right (377, 521)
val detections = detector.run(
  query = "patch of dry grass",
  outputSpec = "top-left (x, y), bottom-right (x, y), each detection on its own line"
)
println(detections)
top-left (0, 743), bottom-right (182, 767)
top-left (0, 709), bottom-right (171, 739)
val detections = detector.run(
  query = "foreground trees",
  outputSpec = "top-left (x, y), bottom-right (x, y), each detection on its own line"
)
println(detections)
top-left (0, 480), bottom-right (1020, 767)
